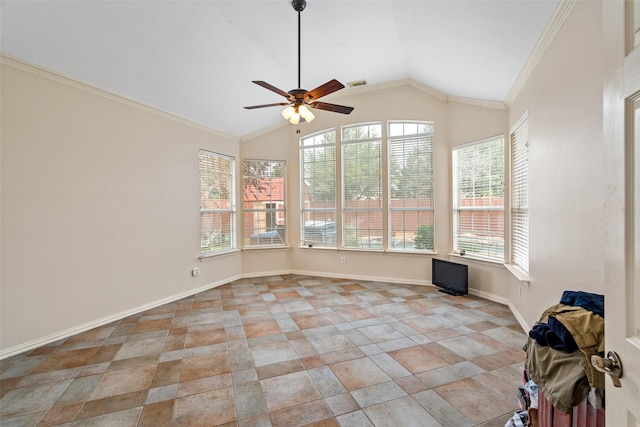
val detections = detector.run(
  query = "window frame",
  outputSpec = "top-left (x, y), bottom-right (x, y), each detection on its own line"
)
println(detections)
top-left (199, 149), bottom-right (236, 258)
top-left (242, 159), bottom-right (287, 248)
top-left (341, 122), bottom-right (383, 250)
top-left (300, 129), bottom-right (338, 248)
top-left (510, 114), bottom-right (530, 274)
top-left (388, 120), bottom-right (435, 253)
top-left (452, 135), bottom-right (505, 262)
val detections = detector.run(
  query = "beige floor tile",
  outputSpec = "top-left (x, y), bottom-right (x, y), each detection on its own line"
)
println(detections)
top-left (1, 274), bottom-right (526, 426)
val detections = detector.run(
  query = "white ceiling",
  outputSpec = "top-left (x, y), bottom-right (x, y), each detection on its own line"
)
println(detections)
top-left (0, 0), bottom-right (559, 138)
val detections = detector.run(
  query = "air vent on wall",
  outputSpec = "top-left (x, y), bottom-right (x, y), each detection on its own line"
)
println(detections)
top-left (347, 79), bottom-right (367, 88)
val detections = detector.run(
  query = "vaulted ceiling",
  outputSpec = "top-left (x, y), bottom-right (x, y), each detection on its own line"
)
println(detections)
top-left (0, 0), bottom-right (559, 138)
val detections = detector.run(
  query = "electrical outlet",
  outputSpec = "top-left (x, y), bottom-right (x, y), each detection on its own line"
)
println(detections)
top-left (192, 267), bottom-right (200, 277)
top-left (341, 256), bottom-right (346, 264)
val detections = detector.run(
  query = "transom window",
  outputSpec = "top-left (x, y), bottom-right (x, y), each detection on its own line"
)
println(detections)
top-left (199, 150), bottom-right (235, 256)
top-left (452, 136), bottom-right (505, 261)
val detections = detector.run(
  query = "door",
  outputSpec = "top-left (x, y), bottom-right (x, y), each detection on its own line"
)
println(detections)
top-left (603, 0), bottom-right (640, 424)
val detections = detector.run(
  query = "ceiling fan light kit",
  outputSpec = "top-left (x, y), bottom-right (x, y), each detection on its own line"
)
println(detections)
top-left (244, 0), bottom-right (353, 124)
top-left (282, 104), bottom-right (315, 124)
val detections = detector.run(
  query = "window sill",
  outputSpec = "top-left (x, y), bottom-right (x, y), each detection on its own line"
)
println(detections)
top-left (243, 245), bottom-right (290, 251)
top-left (199, 249), bottom-right (240, 261)
top-left (298, 246), bottom-right (387, 254)
top-left (385, 249), bottom-right (437, 256)
top-left (504, 263), bottom-right (530, 284)
top-left (299, 245), bottom-right (339, 251)
top-left (449, 253), bottom-right (504, 266)
top-left (297, 246), bottom-right (437, 256)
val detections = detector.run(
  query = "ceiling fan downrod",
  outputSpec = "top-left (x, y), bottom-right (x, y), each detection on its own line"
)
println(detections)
top-left (292, 0), bottom-right (306, 89)
top-left (243, 0), bottom-right (353, 119)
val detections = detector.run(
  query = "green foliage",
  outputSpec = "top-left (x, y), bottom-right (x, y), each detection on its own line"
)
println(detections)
top-left (303, 145), bottom-right (336, 202)
top-left (456, 138), bottom-right (504, 198)
top-left (414, 224), bottom-right (434, 250)
top-left (389, 137), bottom-right (433, 199)
top-left (343, 226), bottom-right (358, 247)
top-left (342, 141), bottom-right (382, 200)
top-left (341, 124), bottom-right (382, 201)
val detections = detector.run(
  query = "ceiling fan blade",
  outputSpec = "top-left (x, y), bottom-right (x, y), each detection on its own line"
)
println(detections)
top-left (244, 102), bottom-right (290, 110)
top-left (305, 79), bottom-right (345, 101)
top-left (252, 81), bottom-right (293, 100)
top-left (310, 101), bottom-right (354, 114)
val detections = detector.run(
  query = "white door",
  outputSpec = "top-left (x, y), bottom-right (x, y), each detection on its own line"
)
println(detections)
top-left (603, 0), bottom-right (640, 423)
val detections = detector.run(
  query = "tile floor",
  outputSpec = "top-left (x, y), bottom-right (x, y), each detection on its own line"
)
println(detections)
top-left (0, 274), bottom-right (528, 426)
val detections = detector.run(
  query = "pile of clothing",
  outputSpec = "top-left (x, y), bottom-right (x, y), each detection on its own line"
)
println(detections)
top-left (523, 290), bottom-right (605, 414)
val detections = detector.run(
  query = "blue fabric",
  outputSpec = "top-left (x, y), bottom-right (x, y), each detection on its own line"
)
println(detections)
top-left (528, 318), bottom-right (578, 353)
top-left (528, 323), bottom-right (548, 346)
top-left (547, 316), bottom-right (578, 352)
top-left (560, 291), bottom-right (604, 318)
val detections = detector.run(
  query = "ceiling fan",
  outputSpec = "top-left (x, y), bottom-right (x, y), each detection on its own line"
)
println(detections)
top-left (244, 0), bottom-right (354, 124)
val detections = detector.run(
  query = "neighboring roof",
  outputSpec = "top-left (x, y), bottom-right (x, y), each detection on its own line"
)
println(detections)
top-left (244, 177), bottom-right (284, 202)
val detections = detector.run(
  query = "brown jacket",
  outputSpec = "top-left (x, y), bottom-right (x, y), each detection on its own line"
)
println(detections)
top-left (541, 303), bottom-right (605, 390)
top-left (524, 303), bottom-right (605, 413)
top-left (524, 338), bottom-right (590, 413)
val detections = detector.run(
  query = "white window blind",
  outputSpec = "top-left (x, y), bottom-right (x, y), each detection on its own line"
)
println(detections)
top-left (452, 136), bottom-right (504, 260)
top-left (389, 121), bottom-right (435, 251)
top-left (243, 160), bottom-right (286, 247)
top-left (300, 130), bottom-right (337, 247)
top-left (199, 150), bottom-right (235, 255)
top-left (342, 123), bottom-right (382, 249)
top-left (511, 117), bottom-right (529, 272)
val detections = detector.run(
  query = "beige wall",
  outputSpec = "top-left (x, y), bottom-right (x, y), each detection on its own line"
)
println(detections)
top-left (1, 0), bottom-right (605, 355)
top-left (240, 84), bottom-right (509, 288)
top-left (506, 0), bottom-right (605, 326)
top-left (1, 61), bottom-right (242, 353)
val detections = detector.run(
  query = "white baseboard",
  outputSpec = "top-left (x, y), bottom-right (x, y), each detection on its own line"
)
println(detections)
top-left (0, 274), bottom-right (242, 360)
top-left (240, 269), bottom-right (294, 279)
top-left (1, 270), bottom-right (527, 359)
top-left (467, 287), bottom-right (509, 305)
top-left (468, 288), bottom-right (528, 333)
top-left (506, 301), bottom-right (530, 333)
top-left (290, 269), bottom-right (432, 287)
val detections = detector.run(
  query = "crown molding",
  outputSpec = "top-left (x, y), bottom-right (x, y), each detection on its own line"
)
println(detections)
top-left (0, 52), bottom-right (239, 142)
top-left (447, 95), bottom-right (505, 110)
top-left (3, 51), bottom-right (521, 141)
top-left (340, 78), bottom-right (423, 97)
top-left (504, 0), bottom-right (576, 107)
top-left (407, 79), bottom-right (449, 102)
top-left (325, 78), bottom-right (505, 109)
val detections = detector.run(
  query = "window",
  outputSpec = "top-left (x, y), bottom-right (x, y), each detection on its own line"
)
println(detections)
top-left (511, 115), bottom-right (529, 272)
top-left (342, 123), bottom-right (382, 249)
top-left (243, 160), bottom-right (286, 247)
top-left (389, 121), bottom-right (435, 251)
top-left (300, 121), bottom-right (436, 251)
top-left (452, 136), bottom-right (505, 261)
top-left (300, 129), bottom-right (337, 247)
top-left (199, 150), bottom-right (235, 255)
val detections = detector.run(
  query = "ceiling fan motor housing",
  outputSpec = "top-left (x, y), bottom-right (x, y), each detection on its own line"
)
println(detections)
top-left (292, 0), bottom-right (306, 12)
top-left (243, 0), bottom-right (354, 116)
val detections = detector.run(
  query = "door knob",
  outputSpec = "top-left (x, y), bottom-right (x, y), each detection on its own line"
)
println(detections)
top-left (591, 351), bottom-right (623, 387)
